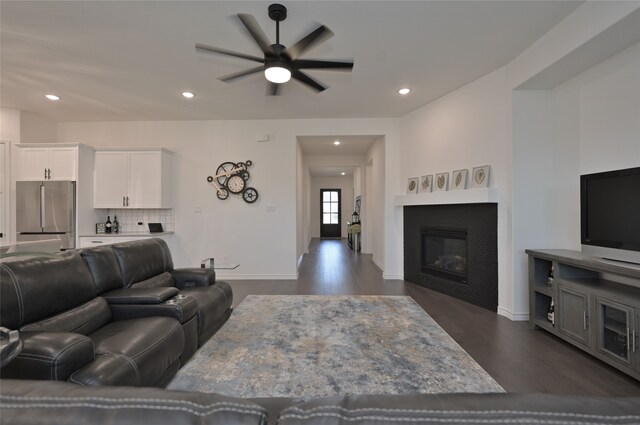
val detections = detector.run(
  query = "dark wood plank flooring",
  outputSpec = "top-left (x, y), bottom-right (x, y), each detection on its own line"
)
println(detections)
top-left (227, 238), bottom-right (640, 396)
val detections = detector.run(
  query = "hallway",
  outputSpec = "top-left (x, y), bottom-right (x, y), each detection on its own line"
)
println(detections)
top-left (227, 238), bottom-right (640, 396)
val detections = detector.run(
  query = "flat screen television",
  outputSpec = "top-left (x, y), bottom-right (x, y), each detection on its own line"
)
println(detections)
top-left (581, 166), bottom-right (640, 266)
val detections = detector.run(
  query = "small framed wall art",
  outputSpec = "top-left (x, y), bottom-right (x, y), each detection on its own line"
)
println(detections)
top-left (434, 172), bottom-right (449, 192)
top-left (407, 177), bottom-right (419, 194)
top-left (471, 165), bottom-right (490, 188)
top-left (419, 175), bottom-right (433, 193)
top-left (452, 169), bottom-right (468, 190)
top-left (96, 223), bottom-right (106, 234)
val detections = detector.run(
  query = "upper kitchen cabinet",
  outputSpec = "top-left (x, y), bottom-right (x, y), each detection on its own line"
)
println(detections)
top-left (18, 144), bottom-right (84, 181)
top-left (94, 149), bottom-right (172, 209)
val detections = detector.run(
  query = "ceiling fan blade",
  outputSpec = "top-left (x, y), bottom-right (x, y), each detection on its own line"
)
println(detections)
top-left (266, 82), bottom-right (281, 96)
top-left (219, 66), bottom-right (264, 82)
top-left (292, 69), bottom-right (326, 92)
top-left (284, 25), bottom-right (334, 60)
top-left (294, 59), bottom-right (354, 70)
top-left (196, 43), bottom-right (264, 63)
top-left (237, 13), bottom-right (272, 55)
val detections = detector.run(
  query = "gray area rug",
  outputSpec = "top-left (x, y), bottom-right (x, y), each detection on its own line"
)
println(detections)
top-left (168, 295), bottom-right (504, 399)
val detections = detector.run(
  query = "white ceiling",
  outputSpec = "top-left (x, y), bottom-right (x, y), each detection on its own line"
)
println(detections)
top-left (0, 1), bottom-right (582, 123)
top-left (298, 135), bottom-right (377, 155)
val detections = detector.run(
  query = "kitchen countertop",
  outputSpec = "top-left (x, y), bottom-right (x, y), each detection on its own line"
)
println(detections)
top-left (79, 231), bottom-right (174, 237)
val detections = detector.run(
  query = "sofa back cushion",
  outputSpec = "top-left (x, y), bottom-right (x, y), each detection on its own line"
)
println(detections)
top-left (80, 245), bottom-right (125, 294)
top-left (21, 297), bottom-right (112, 335)
top-left (0, 251), bottom-right (97, 330)
top-left (111, 239), bottom-right (174, 287)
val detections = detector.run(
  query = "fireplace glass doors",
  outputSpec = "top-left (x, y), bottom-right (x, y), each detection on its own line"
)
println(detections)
top-left (421, 228), bottom-right (468, 284)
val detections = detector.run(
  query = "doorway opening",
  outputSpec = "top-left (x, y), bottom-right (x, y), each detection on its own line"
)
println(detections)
top-left (320, 189), bottom-right (341, 238)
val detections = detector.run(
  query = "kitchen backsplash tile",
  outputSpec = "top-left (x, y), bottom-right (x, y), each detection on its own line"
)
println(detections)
top-left (106, 209), bottom-right (174, 233)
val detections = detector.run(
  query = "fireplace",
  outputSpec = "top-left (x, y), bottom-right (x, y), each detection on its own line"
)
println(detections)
top-left (404, 203), bottom-right (497, 311)
top-left (421, 228), bottom-right (468, 284)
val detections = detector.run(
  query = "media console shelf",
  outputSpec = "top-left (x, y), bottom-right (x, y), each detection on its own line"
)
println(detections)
top-left (527, 249), bottom-right (640, 380)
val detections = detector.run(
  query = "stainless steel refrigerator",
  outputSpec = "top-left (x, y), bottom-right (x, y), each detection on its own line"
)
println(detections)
top-left (16, 181), bottom-right (76, 250)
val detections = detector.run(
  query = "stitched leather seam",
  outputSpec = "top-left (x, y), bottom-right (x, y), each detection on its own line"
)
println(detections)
top-left (132, 321), bottom-right (181, 360)
top-left (278, 411), bottom-right (640, 421)
top-left (211, 285), bottom-right (227, 306)
top-left (52, 338), bottom-right (92, 380)
top-left (1, 402), bottom-right (267, 419)
top-left (113, 353), bottom-right (141, 385)
top-left (0, 396), bottom-right (262, 411)
top-left (2, 265), bottom-right (24, 326)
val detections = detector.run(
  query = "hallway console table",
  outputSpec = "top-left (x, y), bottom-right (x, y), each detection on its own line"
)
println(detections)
top-left (527, 249), bottom-right (640, 380)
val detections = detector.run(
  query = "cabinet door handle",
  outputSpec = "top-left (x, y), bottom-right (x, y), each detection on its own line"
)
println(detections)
top-left (583, 311), bottom-right (587, 330)
top-left (47, 168), bottom-right (51, 179)
top-left (126, 196), bottom-right (129, 207)
top-left (123, 196), bottom-right (126, 207)
top-left (633, 330), bottom-right (637, 353)
top-left (44, 168), bottom-right (47, 179)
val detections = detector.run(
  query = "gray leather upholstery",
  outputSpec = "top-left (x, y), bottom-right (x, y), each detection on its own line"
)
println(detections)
top-left (0, 252), bottom-right (96, 329)
top-left (0, 251), bottom-right (186, 387)
top-left (0, 380), bottom-right (269, 425)
top-left (82, 238), bottom-right (233, 348)
top-left (1, 379), bottom-right (639, 425)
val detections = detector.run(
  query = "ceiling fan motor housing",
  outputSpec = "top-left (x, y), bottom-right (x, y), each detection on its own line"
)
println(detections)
top-left (268, 4), bottom-right (287, 22)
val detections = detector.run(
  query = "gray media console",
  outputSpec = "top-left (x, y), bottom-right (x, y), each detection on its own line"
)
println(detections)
top-left (527, 249), bottom-right (640, 381)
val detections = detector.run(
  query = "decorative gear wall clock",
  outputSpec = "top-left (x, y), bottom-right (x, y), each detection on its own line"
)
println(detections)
top-left (207, 160), bottom-right (259, 203)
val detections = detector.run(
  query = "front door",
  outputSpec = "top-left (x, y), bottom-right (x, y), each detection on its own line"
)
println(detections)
top-left (320, 189), bottom-right (341, 238)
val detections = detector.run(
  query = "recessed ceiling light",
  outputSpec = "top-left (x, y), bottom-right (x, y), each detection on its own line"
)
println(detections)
top-left (341, 172), bottom-right (346, 176)
top-left (45, 94), bottom-right (61, 101)
top-left (333, 140), bottom-right (341, 145)
top-left (398, 88), bottom-right (411, 95)
top-left (182, 91), bottom-right (195, 99)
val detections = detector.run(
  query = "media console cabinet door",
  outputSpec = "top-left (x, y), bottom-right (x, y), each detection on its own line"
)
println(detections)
top-left (558, 285), bottom-right (591, 348)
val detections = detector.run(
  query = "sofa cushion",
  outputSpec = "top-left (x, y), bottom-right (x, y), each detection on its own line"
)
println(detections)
top-left (0, 379), bottom-right (269, 425)
top-left (21, 297), bottom-right (111, 335)
top-left (131, 271), bottom-right (174, 289)
top-left (111, 239), bottom-right (172, 287)
top-left (181, 286), bottom-right (231, 345)
top-left (0, 332), bottom-right (94, 382)
top-left (0, 252), bottom-right (97, 329)
top-left (89, 316), bottom-right (184, 386)
top-left (80, 245), bottom-right (125, 294)
top-left (278, 393), bottom-right (640, 425)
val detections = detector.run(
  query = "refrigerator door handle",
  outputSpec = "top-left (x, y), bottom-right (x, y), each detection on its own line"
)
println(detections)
top-left (40, 184), bottom-right (46, 229)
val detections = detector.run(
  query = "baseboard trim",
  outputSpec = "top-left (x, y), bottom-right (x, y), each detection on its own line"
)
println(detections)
top-left (497, 306), bottom-right (529, 321)
top-left (372, 257), bottom-right (384, 271)
top-left (216, 274), bottom-right (298, 280)
top-left (297, 254), bottom-right (304, 269)
top-left (383, 274), bottom-right (403, 280)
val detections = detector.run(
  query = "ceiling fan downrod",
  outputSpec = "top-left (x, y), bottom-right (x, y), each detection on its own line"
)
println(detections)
top-left (268, 3), bottom-right (287, 45)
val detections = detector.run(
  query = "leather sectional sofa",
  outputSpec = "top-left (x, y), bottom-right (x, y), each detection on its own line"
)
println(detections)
top-left (2, 379), bottom-right (639, 425)
top-left (0, 238), bottom-right (232, 387)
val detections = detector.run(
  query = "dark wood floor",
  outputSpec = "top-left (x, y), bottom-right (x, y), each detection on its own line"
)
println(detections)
top-left (227, 238), bottom-right (640, 396)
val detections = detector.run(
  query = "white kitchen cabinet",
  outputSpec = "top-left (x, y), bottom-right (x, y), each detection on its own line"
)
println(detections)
top-left (19, 145), bottom-right (78, 181)
top-left (94, 149), bottom-right (172, 208)
top-left (78, 236), bottom-right (116, 248)
top-left (79, 233), bottom-right (172, 248)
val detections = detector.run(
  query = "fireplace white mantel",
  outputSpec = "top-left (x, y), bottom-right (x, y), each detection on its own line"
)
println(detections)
top-left (395, 187), bottom-right (499, 207)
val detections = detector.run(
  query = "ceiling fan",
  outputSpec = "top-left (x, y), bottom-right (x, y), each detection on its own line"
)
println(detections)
top-left (195, 3), bottom-right (354, 96)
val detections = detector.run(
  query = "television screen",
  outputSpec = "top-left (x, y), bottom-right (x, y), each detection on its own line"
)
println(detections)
top-left (581, 167), bottom-right (640, 253)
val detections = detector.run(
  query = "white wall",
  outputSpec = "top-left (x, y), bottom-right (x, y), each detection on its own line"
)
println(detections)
top-left (366, 137), bottom-right (386, 271)
top-left (398, 68), bottom-right (512, 314)
top-left (552, 40), bottom-right (640, 247)
top-left (296, 141), bottom-right (305, 268)
top-left (1, 108), bottom-right (21, 143)
top-left (20, 112), bottom-right (57, 142)
top-left (309, 175), bottom-right (354, 238)
top-left (58, 117), bottom-right (401, 279)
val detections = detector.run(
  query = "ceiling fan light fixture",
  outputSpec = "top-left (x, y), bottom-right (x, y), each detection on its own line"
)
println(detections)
top-left (265, 61), bottom-right (291, 84)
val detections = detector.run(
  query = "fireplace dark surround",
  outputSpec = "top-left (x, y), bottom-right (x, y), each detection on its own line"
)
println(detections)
top-left (404, 203), bottom-right (498, 311)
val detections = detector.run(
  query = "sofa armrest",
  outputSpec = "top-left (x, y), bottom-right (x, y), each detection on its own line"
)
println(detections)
top-left (0, 331), bottom-right (94, 381)
top-left (171, 268), bottom-right (215, 289)
top-left (102, 287), bottom-right (179, 304)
